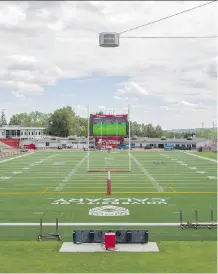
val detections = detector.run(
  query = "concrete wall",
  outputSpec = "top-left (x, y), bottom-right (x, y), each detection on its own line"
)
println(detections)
top-left (20, 138), bottom-right (95, 149)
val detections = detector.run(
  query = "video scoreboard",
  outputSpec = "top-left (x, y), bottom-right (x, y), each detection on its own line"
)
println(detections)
top-left (90, 114), bottom-right (128, 136)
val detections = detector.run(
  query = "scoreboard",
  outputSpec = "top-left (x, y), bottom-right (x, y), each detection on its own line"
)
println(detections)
top-left (90, 114), bottom-right (128, 136)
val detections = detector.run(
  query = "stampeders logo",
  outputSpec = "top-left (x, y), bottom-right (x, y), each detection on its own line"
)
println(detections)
top-left (48, 197), bottom-right (168, 205)
top-left (102, 140), bottom-right (120, 145)
top-left (98, 139), bottom-right (120, 146)
top-left (89, 206), bottom-right (130, 216)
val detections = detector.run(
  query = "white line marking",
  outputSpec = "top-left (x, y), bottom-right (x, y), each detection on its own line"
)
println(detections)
top-left (207, 176), bottom-right (217, 179)
top-left (0, 222), bottom-right (216, 227)
top-left (55, 155), bottom-right (88, 191)
top-left (1, 182), bottom-right (214, 186)
top-left (0, 152), bottom-right (35, 163)
top-left (183, 152), bottom-right (217, 163)
top-left (12, 171), bottom-right (22, 174)
top-left (130, 154), bottom-right (164, 192)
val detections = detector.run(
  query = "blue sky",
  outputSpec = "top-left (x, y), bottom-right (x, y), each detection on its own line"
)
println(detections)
top-left (0, 1), bottom-right (217, 129)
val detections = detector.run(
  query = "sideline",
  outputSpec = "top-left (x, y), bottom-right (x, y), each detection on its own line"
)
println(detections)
top-left (0, 152), bottom-right (35, 164)
top-left (0, 222), bottom-right (217, 227)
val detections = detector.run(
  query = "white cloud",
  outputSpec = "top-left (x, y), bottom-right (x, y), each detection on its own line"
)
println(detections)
top-left (76, 104), bottom-right (87, 111)
top-left (178, 100), bottom-right (206, 109)
top-left (160, 106), bottom-right (174, 111)
top-left (98, 105), bottom-right (106, 110)
top-left (12, 90), bottom-right (25, 99)
top-left (114, 95), bottom-right (128, 100)
top-left (114, 81), bottom-right (150, 100)
top-left (0, 1), bottom-right (217, 128)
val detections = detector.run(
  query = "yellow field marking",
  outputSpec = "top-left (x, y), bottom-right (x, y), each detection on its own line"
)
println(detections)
top-left (42, 187), bottom-right (49, 193)
top-left (45, 191), bottom-right (218, 194)
top-left (0, 192), bottom-right (42, 195)
top-left (170, 187), bottom-right (176, 192)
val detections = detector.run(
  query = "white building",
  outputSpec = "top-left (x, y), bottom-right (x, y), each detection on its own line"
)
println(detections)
top-left (0, 125), bottom-right (45, 139)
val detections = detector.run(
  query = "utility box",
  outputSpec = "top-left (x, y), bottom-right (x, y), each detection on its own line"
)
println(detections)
top-left (104, 232), bottom-right (116, 250)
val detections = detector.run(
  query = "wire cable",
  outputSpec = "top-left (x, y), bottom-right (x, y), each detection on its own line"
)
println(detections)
top-left (121, 36), bottom-right (218, 39)
top-left (119, 1), bottom-right (217, 35)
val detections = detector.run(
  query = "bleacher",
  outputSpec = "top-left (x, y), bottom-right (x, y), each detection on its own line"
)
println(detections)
top-left (0, 138), bottom-right (20, 149)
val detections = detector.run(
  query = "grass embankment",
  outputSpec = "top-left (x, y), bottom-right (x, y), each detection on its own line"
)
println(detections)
top-left (0, 241), bottom-right (216, 273)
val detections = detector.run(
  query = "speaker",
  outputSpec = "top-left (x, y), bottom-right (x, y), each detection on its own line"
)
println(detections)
top-left (72, 231), bottom-right (76, 243)
top-left (116, 231), bottom-right (121, 237)
top-left (72, 229), bottom-right (149, 244)
top-left (144, 230), bottom-right (148, 243)
top-left (126, 230), bottom-right (132, 242)
top-left (89, 230), bottom-right (95, 242)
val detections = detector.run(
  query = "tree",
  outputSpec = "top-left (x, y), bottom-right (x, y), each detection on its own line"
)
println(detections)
top-left (48, 106), bottom-right (76, 137)
top-left (130, 121), bottom-right (139, 137)
top-left (0, 110), bottom-right (7, 125)
top-left (9, 112), bottom-right (51, 128)
top-left (76, 117), bottom-right (88, 136)
top-left (196, 129), bottom-right (217, 140)
top-left (9, 113), bottom-right (31, 126)
top-left (154, 125), bottom-right (163, 138)
top-left (146, 124), bottom-right (155, 138)
top-left (8, 106), bottom-right (196, 139)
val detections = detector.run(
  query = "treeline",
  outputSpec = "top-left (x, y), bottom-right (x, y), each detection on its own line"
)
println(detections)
top-left (0, 106), bottom-right (216, 139)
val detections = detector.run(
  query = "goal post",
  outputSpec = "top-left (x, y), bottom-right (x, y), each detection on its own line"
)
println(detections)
top-left (128, 104), bottom-right (131, 172)
top-left (87, 104), bottom-right (90, 172)
top-left (86, 105), bottom-right (131, 172)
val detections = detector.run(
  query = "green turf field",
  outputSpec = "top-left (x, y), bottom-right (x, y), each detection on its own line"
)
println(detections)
top-left (0, 149), bottom-right (217, 272)
top-left (0, 241), bottom-right (216, 273)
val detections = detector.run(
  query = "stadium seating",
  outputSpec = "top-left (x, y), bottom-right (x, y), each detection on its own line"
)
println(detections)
top-left (0, 138), bottom-right (20, 149)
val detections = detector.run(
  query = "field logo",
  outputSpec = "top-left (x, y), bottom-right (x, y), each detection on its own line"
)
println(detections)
top-left (49, 197), bottom-right (167, 205)
top-left (89, 206), bottom-right (130, 216)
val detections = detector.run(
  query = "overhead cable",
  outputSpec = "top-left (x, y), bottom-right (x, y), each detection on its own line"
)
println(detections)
top-left (119, 1), bottom-right (216, 35)
top-left (120, 36), bottom-right (218, 39)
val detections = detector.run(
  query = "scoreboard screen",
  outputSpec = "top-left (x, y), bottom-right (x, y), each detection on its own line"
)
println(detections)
top-left (90, 114), bottom-right (127, 136)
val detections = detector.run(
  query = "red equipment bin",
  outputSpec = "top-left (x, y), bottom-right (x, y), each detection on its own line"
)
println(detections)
top-left (104, 232), bottom-right (116, 250)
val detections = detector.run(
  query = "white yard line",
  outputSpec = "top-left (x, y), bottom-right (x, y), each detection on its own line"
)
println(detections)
top-left (0, 222), bottom-right (216, 227)
top-left (130, 154), bottom-right (164, 192)
top-left (55, 155), bottom-right (88, 191)
top-left (0, 152), bottom-right (35, 163)
top-left (183, 152), bottom-right (217, 163)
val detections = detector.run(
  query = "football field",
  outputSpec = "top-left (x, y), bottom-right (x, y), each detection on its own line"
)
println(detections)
top-left (0, 149), bottom-right (217, 241)
top-left (0, 149), bottom-right (217, 273)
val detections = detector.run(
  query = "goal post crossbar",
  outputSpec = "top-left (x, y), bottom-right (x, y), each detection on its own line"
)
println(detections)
top-left (87, 169), bottom-right (130, 172)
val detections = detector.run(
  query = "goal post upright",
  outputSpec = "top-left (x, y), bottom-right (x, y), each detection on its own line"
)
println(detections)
top-left (128, 104), bottom-right (131, 172)
top-left (87, 104), bottom-right (90, 171)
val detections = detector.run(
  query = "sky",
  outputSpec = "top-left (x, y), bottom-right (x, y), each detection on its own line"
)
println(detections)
top-left (0, 1), bottom-right (217, 130)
